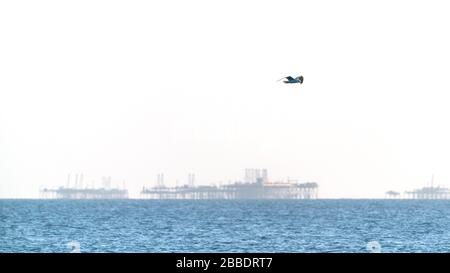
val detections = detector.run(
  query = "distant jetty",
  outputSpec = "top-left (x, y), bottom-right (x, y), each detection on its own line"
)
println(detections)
top-left (40, 169), bottom-right (318, 200)
top-left (386, 175), bottom-right (450, 200)
top-left (404, 186), bottom-right (450, 199)
top-left (141, 169), bottom-right (318, 200)
top-left (40, 174), bottom-right (128, 199)
top-left (40, 187), bottom-right (129, 199)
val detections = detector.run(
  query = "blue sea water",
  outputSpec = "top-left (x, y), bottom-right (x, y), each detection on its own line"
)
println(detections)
top-left (1, 199), bottom-right (450, 253)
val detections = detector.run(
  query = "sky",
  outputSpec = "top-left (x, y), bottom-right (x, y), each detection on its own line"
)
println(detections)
top-left (1, 0), bottom-right (450, 198)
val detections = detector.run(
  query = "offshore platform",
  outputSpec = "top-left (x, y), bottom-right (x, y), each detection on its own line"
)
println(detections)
top-left (40, 174), bottom-right (129, 199)
top-left (141, 169), bottom-right (318, 200)
top-left (403, 186), bottom-right (450, 199)
top-left (386, 175), bottom-right (450, 199)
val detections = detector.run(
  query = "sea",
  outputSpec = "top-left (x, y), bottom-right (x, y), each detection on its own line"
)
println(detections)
top-left (1, 199), bottom-right (450, 253)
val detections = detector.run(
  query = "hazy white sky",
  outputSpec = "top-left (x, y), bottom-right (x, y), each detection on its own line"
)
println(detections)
top-left (1, 0), bottom-right (450, 198)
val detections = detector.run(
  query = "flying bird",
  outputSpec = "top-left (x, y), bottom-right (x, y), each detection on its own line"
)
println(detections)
top-left (278, 75), bottom-right (304, 84)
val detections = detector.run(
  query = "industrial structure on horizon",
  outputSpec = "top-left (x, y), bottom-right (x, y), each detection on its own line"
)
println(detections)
top-left (386, 175), bottom-right (450, 199)
top-left (40, 174), bottom-right (129, 199)
top-left (40, 169), bottom-right (319, 200)
top-left (141, 168), bottom-right (319, 199)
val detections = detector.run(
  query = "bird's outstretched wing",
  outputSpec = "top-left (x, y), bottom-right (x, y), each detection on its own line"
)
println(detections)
top-left (285, 76), bottom-right (295, 81)
top-left (277, 76), bottom-right (294, 81)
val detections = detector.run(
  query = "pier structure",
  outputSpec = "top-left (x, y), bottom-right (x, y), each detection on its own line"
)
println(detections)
top-left (404, 186), bottom-right (450, 199)
top-left (385, 190), bottom-right (401, 199)
top-left (403, 175), bottom-right (450, 199)
top-left (40, 174), bottom-right (128, 199)
top-left (141, 169), bottom-right (318, 200)
top-left (40, 187), bottom-right (129, 199)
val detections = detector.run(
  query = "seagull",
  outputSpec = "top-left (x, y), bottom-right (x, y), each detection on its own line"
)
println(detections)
top-left (278, 75), bottom-right (304, 84)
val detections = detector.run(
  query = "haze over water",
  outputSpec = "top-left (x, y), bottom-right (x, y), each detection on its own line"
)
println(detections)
top-left (2, 1), bottom-right (450, 199)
